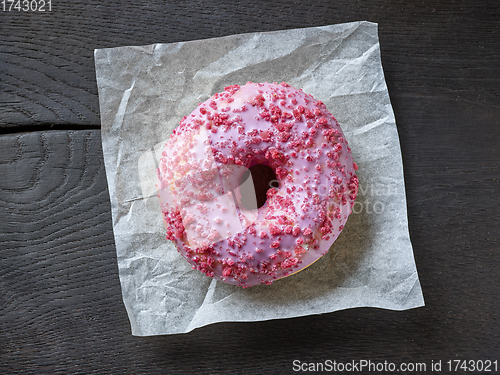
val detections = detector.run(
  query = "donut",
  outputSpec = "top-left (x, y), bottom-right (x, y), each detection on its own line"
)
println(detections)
top-left (157, 82), bottom-right (358, 287)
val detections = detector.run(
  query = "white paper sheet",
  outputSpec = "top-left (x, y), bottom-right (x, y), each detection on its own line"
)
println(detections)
top-left (95, 21), bottom-right (425, 336)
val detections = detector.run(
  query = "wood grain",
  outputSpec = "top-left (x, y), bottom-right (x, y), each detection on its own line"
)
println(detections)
top-left (1, 125), bottom-right (497, 373)
top-left (1, 0), bottom-right (499, 128)
top-left (1, 0), bottom-right (499, 373)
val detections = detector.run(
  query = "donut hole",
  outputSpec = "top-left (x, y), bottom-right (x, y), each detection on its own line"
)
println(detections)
top-left (238, 164), bottom-right (278, 209)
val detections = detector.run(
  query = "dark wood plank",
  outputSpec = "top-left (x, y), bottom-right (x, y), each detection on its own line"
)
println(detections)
top-left (1, 0), bottom-right (499, 129)
top-left (0, 125), bottom-right (498, 373)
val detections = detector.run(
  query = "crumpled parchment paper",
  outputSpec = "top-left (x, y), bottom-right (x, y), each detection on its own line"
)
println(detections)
top-left (95, 21), bottom-right (425, 336)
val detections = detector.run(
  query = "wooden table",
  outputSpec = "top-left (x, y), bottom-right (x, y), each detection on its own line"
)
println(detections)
top-left (1, 1), bottom-right (499, 373)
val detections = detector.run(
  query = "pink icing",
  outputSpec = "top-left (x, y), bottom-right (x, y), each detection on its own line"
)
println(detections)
top-left (157, 82), bottom-right (358, 287)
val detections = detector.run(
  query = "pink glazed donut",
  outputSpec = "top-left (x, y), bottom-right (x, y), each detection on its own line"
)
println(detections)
top-left (157, 82), bottom-right (358, 287)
